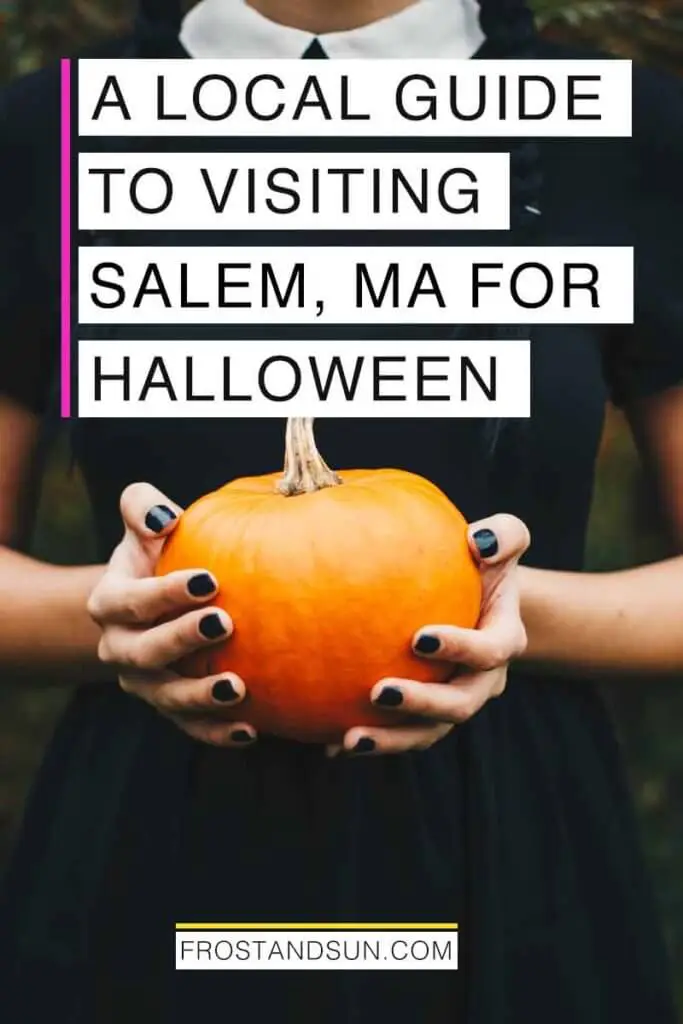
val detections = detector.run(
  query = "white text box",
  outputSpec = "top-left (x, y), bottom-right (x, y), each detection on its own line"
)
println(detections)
top-left (77, 59), bottom-right (632, 138)
top-left (175, 928), bottom-right (458, 971)
top-left (78, 151), bottom-right (510, 231)
top-left (77, 338), bottom-right (531, 418)
top-left (78, 245), bottom-right (634, 325)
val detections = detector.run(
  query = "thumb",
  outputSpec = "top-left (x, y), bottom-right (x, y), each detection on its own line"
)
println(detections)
top-left (109, 483), bottom-right (186, 578)
top-left (467, 514), bottom-right (530, 568)
top-left (119, 482), bottom-right (184, 540)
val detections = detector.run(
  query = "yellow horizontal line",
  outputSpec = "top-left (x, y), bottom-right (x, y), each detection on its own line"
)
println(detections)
top-left (175, 925), bottom-right (458, 933)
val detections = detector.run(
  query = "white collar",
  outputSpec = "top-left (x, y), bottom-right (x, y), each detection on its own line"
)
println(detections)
top-left (180, 0), bottom-right (485, 60)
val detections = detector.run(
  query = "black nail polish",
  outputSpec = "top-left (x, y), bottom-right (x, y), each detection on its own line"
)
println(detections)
top-left (145, 505), bottom-right (177, 533)
top-left (353, 737), bottom-right (376, 754)
top-left (473, 528), bottom-right (499, 559)
top-left (188, 573), bottom-right (216, 598)
top-left (199, 613), bottom-right (227, 640)
top-left (414, 634), bottom-right (441, 655)
top-left (231, 729), bottom-right (253, 744)
top-left (212, 679), bottom-right (238, 703)
top-left (374, 686), bottom-right (403, 708)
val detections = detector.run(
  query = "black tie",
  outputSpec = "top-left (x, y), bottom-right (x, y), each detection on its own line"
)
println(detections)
top-left (302, 37), bottom-right (328, 58)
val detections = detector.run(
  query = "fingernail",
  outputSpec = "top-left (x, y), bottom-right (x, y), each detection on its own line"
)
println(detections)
top-left (199, 613), bottom-right (228, 640)
top-left (231, 729), bottom-right (254, 745)
top-left (352, 737), bottom-right (376, 754)
top-left (414, 634), bottom-right (441, 655)
top-left (145, 505), bottom-right (177, 533)
top-left (472, 528), bottom-right (498, 559)
top-left (212, 679), bottom-right (239, 703)
top-left (374, 686), bottom-right (403, 708)
top-left (188, 573), bottom-right (216, 598)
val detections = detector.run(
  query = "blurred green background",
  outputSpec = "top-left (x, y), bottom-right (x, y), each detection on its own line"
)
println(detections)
top-left (1, 0), bottom-right (683, 1010)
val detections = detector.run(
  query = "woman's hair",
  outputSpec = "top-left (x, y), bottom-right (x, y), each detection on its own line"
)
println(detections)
top-left (472, 0), bottom-right (543, 461)
top-left (479, 0), bottom-right (542, 231)
top-left (133, 0), bottom-right (542, 470)
top-left (135, 0), bottom-right (184, 51)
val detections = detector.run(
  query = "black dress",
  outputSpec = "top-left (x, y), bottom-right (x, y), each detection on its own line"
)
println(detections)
top-left (0, 29), bottom-right (682, 1024)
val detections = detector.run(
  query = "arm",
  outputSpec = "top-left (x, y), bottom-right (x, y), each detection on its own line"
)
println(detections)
top-left (0, 74), bottom-right (109, 679)
top-left (519, 386), bottom-right (683, 678)
top-left (0, 396), bottom-right (108, 681)
top-left (337, 390), bottom-right (683, 758)
top-left (0, 403), bottom-right (255, 746)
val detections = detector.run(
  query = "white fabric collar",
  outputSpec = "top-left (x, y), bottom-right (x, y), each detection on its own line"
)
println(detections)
top-left (180, 0), bottom-right (485, 60)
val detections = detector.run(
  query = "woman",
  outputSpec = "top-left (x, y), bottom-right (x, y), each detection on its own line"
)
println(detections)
top-left (1, 0), bottom-right (682, 1021)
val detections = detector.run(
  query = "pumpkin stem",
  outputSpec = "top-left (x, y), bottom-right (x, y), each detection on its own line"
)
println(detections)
top-left (276, 418), bottom-right (343, 496)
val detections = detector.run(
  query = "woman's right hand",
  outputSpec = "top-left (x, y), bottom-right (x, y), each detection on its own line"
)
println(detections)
top-left (86, 482), bottom-right (257, 748)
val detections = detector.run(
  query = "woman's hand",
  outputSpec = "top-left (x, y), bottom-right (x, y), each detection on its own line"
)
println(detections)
top-left (87, 482), bottom-right (256, 748)
top-left (327, 514), bottom-right (531, 758)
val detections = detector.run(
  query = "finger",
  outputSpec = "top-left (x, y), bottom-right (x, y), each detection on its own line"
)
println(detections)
top-left (99, 606), bottom-right (232, 672)
top-left (326, 721), bottom-right (453, 758)
top-left (119, 482), bottom-right (184, 543)
top-left (370, 673), bottom-right (505, 723)
top-left (120, 669), bottom-right (246, 715)
top-left (467, 514), bottom-right (530, 567)
top-left (412, 613), bottom-right (526, 672)
top-left (88, 568), bottom-right (220, 627)
top-left (170, 718), bottom-right (258, 749)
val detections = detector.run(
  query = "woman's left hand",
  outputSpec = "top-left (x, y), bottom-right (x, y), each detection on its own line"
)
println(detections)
top-left (327, 513), bottom-right (531, 757)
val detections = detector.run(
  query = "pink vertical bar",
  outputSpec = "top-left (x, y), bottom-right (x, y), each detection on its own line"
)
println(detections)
top-left (60, 58), bottom-right (72, 418)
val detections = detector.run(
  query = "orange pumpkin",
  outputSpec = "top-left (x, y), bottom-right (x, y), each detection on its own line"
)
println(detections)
top-left (156, 418), bottom-right (482, 743)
